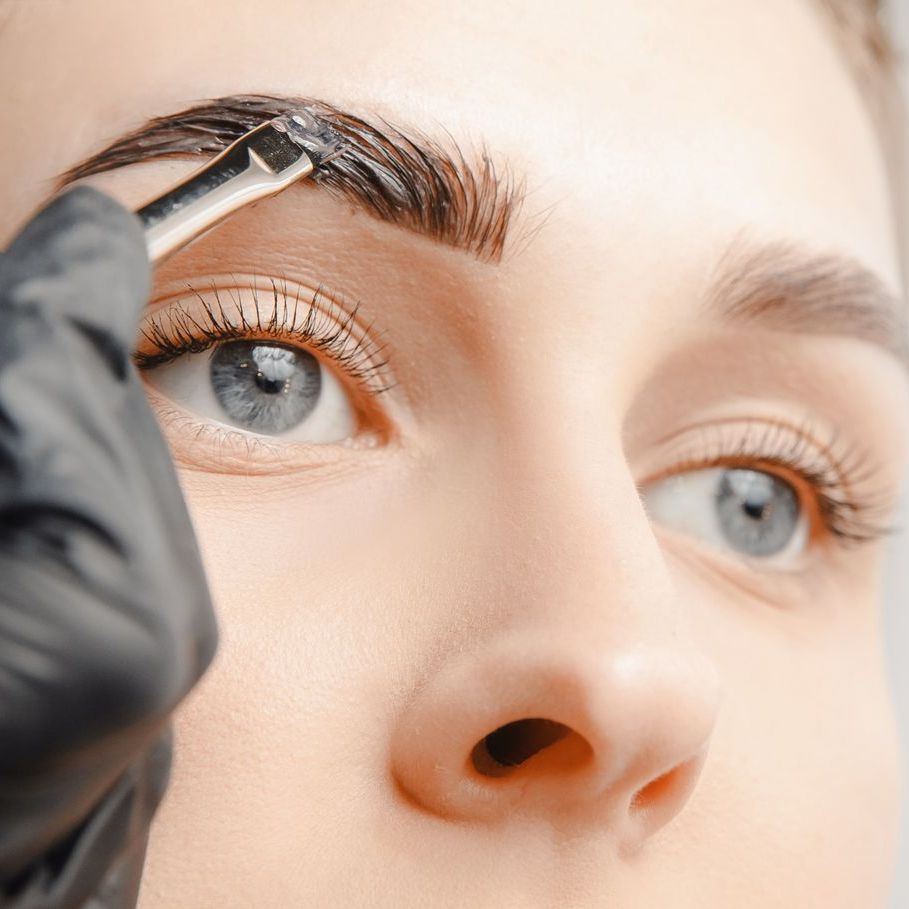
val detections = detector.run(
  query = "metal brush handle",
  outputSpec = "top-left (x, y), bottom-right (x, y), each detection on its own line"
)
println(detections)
top-left (136, 120), bottom-right (315, 265)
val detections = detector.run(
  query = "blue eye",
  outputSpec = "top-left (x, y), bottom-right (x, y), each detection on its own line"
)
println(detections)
top-left (643, 466), bottom-right (808, 562)
top-left (210, 341), bottom-right (321, 434)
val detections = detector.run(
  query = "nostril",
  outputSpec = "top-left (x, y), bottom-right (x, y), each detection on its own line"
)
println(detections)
top-left (629, 757), bottom-right (699, 817)
top-left (471, 718), bottom-right (575, 777)
top-left (630, 769), bottom-right (677, 813)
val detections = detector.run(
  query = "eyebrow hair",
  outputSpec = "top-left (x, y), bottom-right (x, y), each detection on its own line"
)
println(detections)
top-left (704, 232), bottom-right (909, 371)
top-left (55, 94), bottom-right (908, 372)
top-left (55, 93), bottom-right (526, 263)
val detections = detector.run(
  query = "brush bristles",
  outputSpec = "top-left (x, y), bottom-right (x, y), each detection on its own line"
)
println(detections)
top-left (270, 109), bottom-right (346, 169)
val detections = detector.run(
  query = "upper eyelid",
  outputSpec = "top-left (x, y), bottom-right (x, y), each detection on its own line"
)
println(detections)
top-left (647, 416), bottom-right (858, 477)
top-left (135, 278), bottom-right (398, 396)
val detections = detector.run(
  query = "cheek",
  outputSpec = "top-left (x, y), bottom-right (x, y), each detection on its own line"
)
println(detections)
top-left (796, 646), bottom-right (903, 882)
top-left (683, 585), bottom-right (904, 904)
top-left (141, 469), bottom-right (412, 903)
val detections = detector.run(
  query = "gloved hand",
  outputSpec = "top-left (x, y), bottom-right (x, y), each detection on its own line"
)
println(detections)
top-left (0, 186), bottom-right (218, 909)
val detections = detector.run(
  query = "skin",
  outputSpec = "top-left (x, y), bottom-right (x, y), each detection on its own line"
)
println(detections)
top-left (1, 0), bottom-right (908, 905)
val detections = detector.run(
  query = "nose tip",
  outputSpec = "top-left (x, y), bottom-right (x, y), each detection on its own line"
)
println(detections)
top-left (389, 635), bottom-right (720, 849)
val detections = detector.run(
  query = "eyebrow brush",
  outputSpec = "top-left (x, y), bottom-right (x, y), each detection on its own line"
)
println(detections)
top-left (135, 109), bottom-right (344, 264)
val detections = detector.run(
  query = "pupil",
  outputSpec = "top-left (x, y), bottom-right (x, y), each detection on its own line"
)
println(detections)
top-left (742, 498), bottom-right (767, 520)
top-left (254, 370), bottom-right (286, 395)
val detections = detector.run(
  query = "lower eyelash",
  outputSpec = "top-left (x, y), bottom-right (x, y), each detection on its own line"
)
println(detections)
top-left (662, 417), bottom-right (897, 548)
top-left (153, 398), bottom-right (303, 463)
top-left (134, 276), bottom-right (397, 398)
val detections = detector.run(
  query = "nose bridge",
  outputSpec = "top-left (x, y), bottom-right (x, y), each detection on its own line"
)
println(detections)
top-left (485, 385), bottom-right (683, 649)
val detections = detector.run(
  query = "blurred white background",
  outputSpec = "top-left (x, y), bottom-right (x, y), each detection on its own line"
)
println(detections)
top-left (885, 6), bottom-right (909, 908)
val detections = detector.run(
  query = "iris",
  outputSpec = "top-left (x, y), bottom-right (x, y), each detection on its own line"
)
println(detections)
top-left (210, 340), bottom-right (322, 433)
top-left (716, 468), bottom-right (800, 557)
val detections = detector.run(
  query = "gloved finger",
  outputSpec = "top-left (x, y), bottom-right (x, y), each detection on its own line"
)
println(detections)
top-left (0, 183), bottom-right (215, 759)
top-left (0, 186), bottom-right (217, 880)
top-left (0, 184), bottom-right (149, 347)
top-left (3, 731), bottom-right (173, 909)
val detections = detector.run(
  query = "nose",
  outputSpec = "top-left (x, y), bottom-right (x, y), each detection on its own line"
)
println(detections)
top-left (389, 630), bottom-right (720, 851)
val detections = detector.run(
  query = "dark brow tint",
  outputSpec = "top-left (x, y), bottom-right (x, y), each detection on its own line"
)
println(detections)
top-left (55, 95), bottom-right (907, 371)
top-left (56, 93), bottom-right (526, 263)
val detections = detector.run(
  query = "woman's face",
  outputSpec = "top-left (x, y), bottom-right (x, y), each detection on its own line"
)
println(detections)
top-left (2, 0), bottom-right (908, 905)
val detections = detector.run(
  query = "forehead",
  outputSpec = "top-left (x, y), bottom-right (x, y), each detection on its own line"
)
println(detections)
top-left (0, 0), bottom-right (897, 287)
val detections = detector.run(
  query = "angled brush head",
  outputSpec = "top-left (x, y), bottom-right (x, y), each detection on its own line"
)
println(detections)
top-left (266, 109), bottom-right (347, 170)
top-left (244, 111), bottom-right (345, 176)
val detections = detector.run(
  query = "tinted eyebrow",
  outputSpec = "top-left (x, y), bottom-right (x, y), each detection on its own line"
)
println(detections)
top-left (55, 93), bottom-right (526, 263)
top-left (704, 233), bottom-right (909, 371)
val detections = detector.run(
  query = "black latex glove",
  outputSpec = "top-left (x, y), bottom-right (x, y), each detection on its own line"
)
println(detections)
top-left (0, 186), bottom-right (218, 908)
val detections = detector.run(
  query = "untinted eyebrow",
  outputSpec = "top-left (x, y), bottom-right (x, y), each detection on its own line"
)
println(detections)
top-left (704, 234), bottom-right (909, 371)
top-left (55, 93), bottom-right (525, 263)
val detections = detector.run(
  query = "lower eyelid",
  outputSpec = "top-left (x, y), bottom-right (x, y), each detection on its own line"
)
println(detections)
top-left (654, 523), bottom-right (835, 609)
top-left (139, 380), bottom-right (389, 476)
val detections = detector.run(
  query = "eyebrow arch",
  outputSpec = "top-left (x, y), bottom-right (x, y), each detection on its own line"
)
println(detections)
top-left (704, 232), bottom-right (909, 372)
top-left (55, 93), bottom-right (526, 263)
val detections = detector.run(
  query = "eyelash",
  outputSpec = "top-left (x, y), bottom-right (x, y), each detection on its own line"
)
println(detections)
top-left (134, 278), bottom-right (397, 398)
top-left (135, 285), bottom-right (896, 548)
top-left (651, 418), bottom-right (896, 549)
